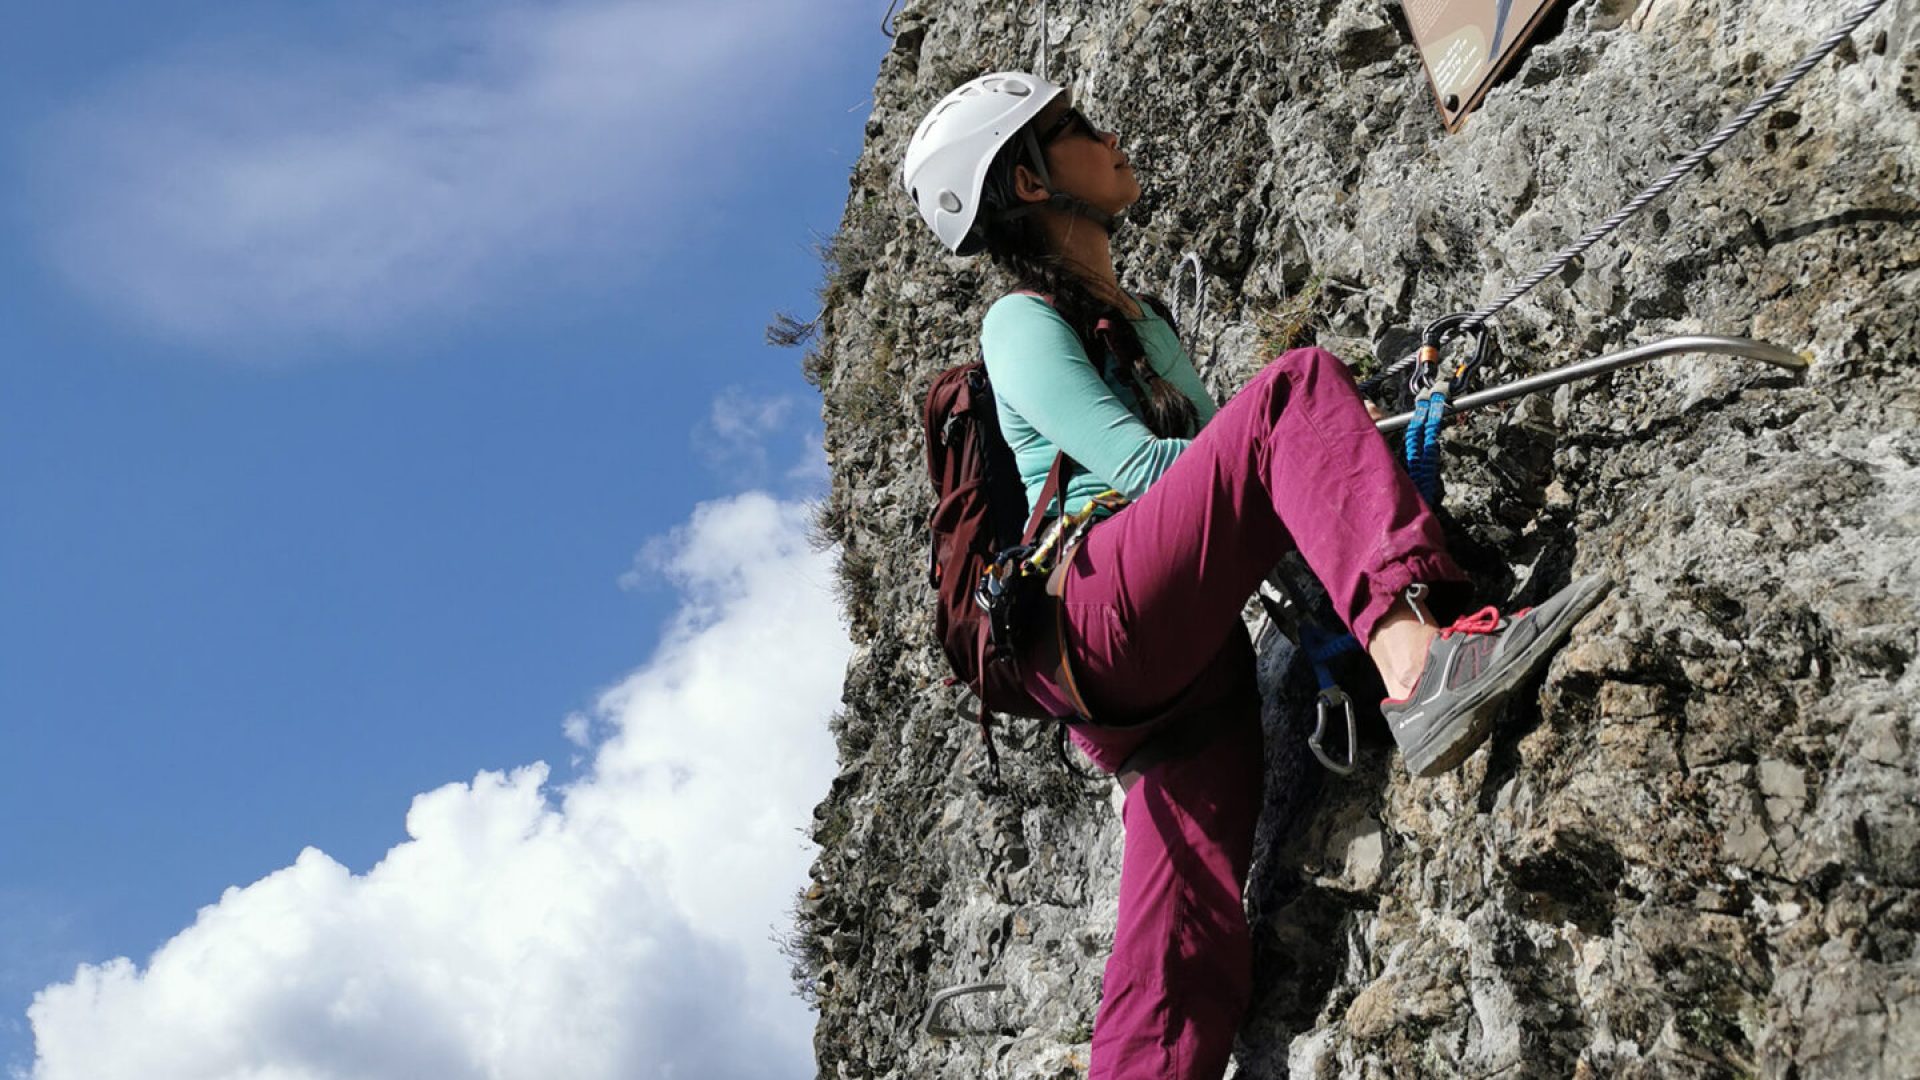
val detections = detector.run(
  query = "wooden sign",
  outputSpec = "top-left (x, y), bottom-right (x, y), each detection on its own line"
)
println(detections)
top-left (1403, 0), bottom-right (1564, 131)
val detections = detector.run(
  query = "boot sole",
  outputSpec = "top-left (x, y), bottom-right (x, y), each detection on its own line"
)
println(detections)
top-left (1401, 575), bottom-right (1612, 777)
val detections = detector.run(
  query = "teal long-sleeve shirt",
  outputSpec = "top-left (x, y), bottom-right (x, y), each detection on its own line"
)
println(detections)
top-left (981, 292), bottom-right (1219, 520)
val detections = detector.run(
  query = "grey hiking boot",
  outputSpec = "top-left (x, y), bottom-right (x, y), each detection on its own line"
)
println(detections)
top-left (1382, 574), bottom-right (1612, 777)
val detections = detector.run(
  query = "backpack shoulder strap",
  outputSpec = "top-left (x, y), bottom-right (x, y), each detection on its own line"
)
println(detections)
top-left (1136, 293), bottom-right (1177, 333)
top-left (1023, 452), bottom-right (1071, 543)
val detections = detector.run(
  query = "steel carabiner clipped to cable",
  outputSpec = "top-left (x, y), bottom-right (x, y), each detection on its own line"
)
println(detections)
top-left (1420, 311), bottom-right (1495, 387)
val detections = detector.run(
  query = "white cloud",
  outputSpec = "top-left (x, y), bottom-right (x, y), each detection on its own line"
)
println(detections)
top-left (787, 429), bottom-right (832, 488)
top-left (23, 490), bottom-right (850, 1080)
top-left (710, 392), bottom-right (797, 443)
top-left (693, 389), bottom-right (809, 484)
top-left (29, 1), bottom-right (860, 352)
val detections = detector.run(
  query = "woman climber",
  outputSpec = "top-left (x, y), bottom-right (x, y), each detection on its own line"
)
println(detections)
top-left (901, 72), bottom-right (1608, 1079)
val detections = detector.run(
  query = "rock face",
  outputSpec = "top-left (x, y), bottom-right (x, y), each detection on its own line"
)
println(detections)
top-left (794, 1), bottom-right (1919, 1076)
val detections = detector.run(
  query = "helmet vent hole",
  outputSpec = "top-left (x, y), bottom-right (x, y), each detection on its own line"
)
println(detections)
top-left (938, 191), bottom-right (963, 213)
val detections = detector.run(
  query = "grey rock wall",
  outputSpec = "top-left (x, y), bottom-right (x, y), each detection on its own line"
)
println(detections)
top-left (796, 1), bottom-right (1919, 1076)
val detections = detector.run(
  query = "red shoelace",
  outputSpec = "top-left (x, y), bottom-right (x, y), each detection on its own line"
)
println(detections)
top-left (1440, 606), bottom-right (1503, 638)
top-left (1438, 605), bottom-right (1537, 638)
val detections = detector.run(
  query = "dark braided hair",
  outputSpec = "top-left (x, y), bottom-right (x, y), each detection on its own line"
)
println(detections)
top-left (974, 131), bottom-right (1199, 440)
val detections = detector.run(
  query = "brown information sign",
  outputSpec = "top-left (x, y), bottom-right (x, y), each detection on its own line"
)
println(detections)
top-left (1404, 0), bottom-right (1563, 131)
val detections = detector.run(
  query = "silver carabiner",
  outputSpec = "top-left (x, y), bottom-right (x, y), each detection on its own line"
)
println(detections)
top-left (1310, 688), bottom-right (1357, 776)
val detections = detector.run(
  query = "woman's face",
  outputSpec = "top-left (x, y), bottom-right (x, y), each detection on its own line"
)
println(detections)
top-left (1020, 97), bottom-right (1139, 216)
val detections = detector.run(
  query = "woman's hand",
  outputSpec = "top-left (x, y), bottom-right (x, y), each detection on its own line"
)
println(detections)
top-left (1364, 400), bottom-right (1386, 422)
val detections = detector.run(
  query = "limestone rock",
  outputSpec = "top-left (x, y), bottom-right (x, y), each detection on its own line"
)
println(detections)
top-left (800, 1), bottom-right (1919, 1076)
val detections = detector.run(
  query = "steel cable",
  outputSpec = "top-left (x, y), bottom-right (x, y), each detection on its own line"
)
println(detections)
top-left (1456, 0), bottom-right (1890, 336)
top-left (1360, 0), bottom-right (1889, 396)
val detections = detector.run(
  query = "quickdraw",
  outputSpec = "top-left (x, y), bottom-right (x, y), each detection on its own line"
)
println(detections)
top-left (1258, 576), bottom-right (1361, 776)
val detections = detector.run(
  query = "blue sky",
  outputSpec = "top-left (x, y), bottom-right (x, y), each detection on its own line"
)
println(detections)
top-left (1, 3), bottom-right (879, 1075)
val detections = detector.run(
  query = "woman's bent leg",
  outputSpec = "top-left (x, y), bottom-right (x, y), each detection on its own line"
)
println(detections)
top-left (1042, 349), bottom-right (1461, 1076)
top-left (1062, 347), bottom-right (1463, 722)
top-left (1081, 691), bottom-right (1263, 1080)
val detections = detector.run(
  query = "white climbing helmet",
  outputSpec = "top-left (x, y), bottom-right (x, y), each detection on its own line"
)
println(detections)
top-left (901, 71), bottom-right (1066, 254)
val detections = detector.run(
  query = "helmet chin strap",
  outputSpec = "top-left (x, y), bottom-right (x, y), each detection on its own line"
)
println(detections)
top-left (991, 129), bottom-right (1119, 234)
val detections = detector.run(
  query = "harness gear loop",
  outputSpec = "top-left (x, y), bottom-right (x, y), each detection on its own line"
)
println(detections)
top-left (1023, 490), bottom-right (1124, 577)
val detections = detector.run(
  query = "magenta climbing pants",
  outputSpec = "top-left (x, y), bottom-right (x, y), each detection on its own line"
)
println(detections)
top-left (1024, 347), bottom-right (1464, 1079)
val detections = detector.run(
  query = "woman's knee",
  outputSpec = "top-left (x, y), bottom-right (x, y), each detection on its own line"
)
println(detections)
top-left (1267, 345), bottom-right (1346, 382)
top-left (1247, 346), bottom-right (1344, 403)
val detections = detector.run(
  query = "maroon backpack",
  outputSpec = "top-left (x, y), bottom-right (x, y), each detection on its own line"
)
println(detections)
top-left (923, 293), bottom-right (1176, 777)
top-left (923, 360), bottom-right (1069, 775)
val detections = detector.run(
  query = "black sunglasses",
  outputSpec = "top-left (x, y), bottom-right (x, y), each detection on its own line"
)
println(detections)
top-left (1038, 106), bottom-right (1102, 145)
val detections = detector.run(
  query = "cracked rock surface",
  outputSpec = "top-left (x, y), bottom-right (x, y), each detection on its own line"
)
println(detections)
top-left (796, 1), bottom-right (1918, 1076)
